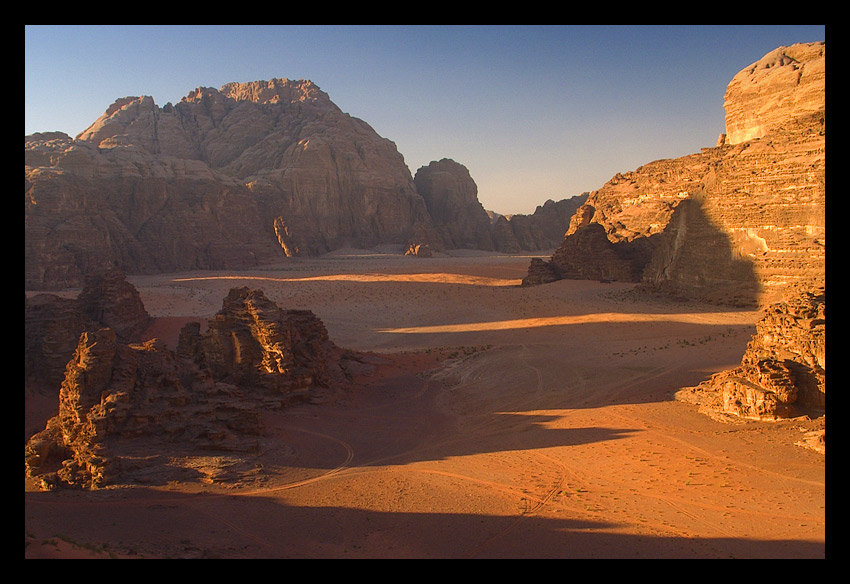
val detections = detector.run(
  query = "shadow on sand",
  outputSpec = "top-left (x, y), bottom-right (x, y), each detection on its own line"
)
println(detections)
top-left (24, 486), bottom-right (824, 559)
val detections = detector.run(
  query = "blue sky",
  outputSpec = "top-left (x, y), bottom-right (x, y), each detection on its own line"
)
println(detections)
top-left (25, 25), bottom-right (825, 215)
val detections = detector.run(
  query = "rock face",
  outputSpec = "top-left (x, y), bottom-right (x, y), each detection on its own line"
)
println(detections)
top-left (412, 158), bottom-right (587, 254)
top-left (489, 195), bottom-right (589, 253)
top-left (723, 43), bottom-right (826, 145)
top-left (414, 159), bottom-right (495, 251)
top-left (26, 79), bottom-right (439, 289)
top-left (25, 287), bottom-right (356, 490)
top-left (524, 43), bottom-right (825, 307)
top-left (25, 269), bottom-right (152, 390)
top-left (676, 287), bottom-right (825, 422)
top-left (26, 80), bottom-right (584, 290)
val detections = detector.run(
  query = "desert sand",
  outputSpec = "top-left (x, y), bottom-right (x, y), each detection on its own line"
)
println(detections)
top-left (24, 251), bottom-right (826, 558)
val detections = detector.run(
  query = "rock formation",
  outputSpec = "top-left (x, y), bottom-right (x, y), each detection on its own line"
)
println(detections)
top-left (25, 269), bottom-right (152, 390)
top-left (25, 286), bottom-right (361, 490)
top-left (723, 43), bottom-right (826, 145)
top-left (26, 79), bottom-right (439, 290)
top-left (489, 194), bottom-right (589, 253)
top-left (411, 157), bottom-right (586, 255)
top-left (25, 329), bottom-right (230, 490)
top-left (524, 42), bottom-right (825, 307)
top-left (676, 286), bottom-right (825, 423)
top-left (404, 243), bottom-right (433, 257)
top-left (521, 257), bottom-right (562, 286)
top-left (176, 287), bottom-right (341, 394)
top-left (414, 159), bottom-right (495, 251)
top-left (26, 79), bottom-right (588, 290)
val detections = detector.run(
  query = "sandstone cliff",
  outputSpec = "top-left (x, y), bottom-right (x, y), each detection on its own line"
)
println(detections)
top-left (25, 286), bottom-right (362, 490)
top-left (26, 79), bottom-right (439, 290)
top-left (723, 42), bottom-right (826, 145)
top-left (524, 42), bottom-right (825, 307)
top-left (26, 79), bottom-right (587, 290)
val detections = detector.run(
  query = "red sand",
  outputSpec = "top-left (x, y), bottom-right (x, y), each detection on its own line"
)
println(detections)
top-left (25, 254), bottom-right (825, 558)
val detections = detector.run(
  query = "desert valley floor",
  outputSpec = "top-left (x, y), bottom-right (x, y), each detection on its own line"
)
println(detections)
top-left (24, 251), bottom-right (826, 559)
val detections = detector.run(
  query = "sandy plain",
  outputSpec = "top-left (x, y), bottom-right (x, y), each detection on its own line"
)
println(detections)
top-left (24, 251), bottom-right (826, 559)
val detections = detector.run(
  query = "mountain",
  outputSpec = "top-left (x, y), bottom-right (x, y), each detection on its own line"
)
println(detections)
top-left (26, 79), bottom-right (440, 289)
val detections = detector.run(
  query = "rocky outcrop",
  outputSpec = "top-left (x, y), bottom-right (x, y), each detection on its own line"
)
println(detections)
top-left (521, 258), bottom-right (561, 287)
top-left (26, 79), bottom-right (439, 290)
top-left (25, 329), bottom-right (219, 489)
top-left (676, 287), bottom-right (825, 422)
top-left (25, 287), bottom-right (359, 490)
top-left (176, 287), bottom-right (341, 394)
top-left (404, 243), bottom-right (433, 257)
top-left (76, 269), bottom-right (152, 341)
top-left (523, 43), bottom-right (825, 308)
top-left (550, 221), bottom-right (647, 282)
top-left (414, 159), bottom-right (494, 251)
top-left (411, 157), bottom-right (585, 254)
top-left (25, 269), bottom-right (152, 390)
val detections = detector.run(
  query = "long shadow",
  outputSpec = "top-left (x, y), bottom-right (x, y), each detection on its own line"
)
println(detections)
top-left (24, 487), bottom-right (825, 559)
top-left (544, 194), bottom-right (763, 308)
top-left (24, 257), bottom-right (776, 503)
top-left (638, 193), bottom-right (763, 308)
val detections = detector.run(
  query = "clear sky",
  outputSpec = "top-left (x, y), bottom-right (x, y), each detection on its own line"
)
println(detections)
top-left (25, 25), bottom-right (825, 215)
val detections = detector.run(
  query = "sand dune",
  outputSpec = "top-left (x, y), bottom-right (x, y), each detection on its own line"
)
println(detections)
top-left (25, 254), bottom-right (825, 558)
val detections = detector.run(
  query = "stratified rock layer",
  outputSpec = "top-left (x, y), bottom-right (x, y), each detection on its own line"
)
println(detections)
top-left (724, 42), bottom-right (825, 145)
top-left (525, 42), bottom-right (825, 307)
top-left (177, 287), bottom-right (339, 393)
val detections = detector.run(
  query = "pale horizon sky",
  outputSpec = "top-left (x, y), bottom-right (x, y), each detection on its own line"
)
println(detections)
top-left (25, 25), bottom-right (825, 215)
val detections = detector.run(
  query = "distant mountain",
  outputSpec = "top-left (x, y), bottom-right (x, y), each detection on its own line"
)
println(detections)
top-left (26, 78), bottom-right (577, 290)
top-left (487, 195), bottom-right (589, 253)
top-left (26, 79), bottom-right (440, 289)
